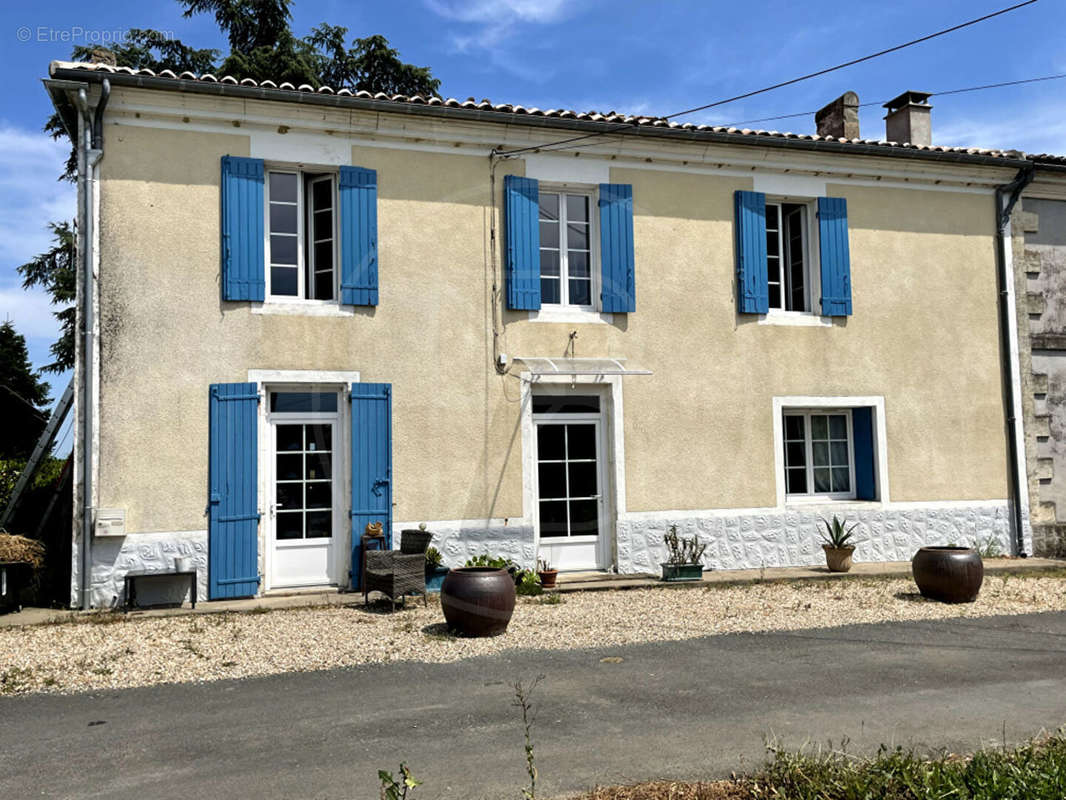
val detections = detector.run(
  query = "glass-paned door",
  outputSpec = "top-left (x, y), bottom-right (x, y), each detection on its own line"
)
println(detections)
top-left (534, 405), bottom-right (606, 571)
top-left (268, 392), bottom-right (340, 587)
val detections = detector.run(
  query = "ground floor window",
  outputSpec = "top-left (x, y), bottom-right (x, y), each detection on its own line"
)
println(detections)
top-left (783, 409), bottom-right (855, 500)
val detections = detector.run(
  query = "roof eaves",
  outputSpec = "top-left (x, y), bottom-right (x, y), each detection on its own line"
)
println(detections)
top-left (46, 62), bottom-right (1041, 170)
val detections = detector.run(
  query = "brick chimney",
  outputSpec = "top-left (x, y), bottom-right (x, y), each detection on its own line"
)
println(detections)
top-left (883, 91), bottom-right (933, 145)
top-left (815, 91), bottom-right (860, 139)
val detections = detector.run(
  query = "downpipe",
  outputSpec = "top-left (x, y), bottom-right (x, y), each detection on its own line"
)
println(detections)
top-left (995, 165), bottom-right (1035, 558)
top-left (72, 79), bottom-right (108, 609)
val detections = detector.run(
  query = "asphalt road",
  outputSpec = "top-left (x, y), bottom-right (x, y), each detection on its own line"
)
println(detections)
top-left (3, 611), bottom-right (1066, 799)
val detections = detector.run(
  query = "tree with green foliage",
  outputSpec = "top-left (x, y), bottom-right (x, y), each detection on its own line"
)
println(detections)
top-left (16, 222), bottom-right (76, 374)
top-left (0, 322), bottom-right (51, 460)
top-left (29, 0), bottom-right (440, 371)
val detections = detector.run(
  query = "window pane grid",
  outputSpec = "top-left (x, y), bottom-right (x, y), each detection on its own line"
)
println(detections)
top-left (268, 171), bottom-right (301, 298)
top-left (765, 202), bottom-right (808, 312)
top-left (783, 411), bottom-right (854, 499)
top-left (539, 191), bottom-right (594, 308)
top-left (274, 423), bottom-right (333, 540)
top-left (537, 422), bottom-right (599, 538)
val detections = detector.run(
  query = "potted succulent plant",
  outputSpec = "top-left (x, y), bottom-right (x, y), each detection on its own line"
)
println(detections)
top-left (819, 516), bottom-right (862, 573)
top-left (536, 557), bottom-right (558, 589)
top-left (424, 546), bottom-right (449, 593)
top-left (660, 525), bottom-right (707, 582)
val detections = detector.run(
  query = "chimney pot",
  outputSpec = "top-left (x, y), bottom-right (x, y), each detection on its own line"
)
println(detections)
top-left (816, 91), bottom-right (860, 139)
top-left (883, 90), bottom-right (933, 146)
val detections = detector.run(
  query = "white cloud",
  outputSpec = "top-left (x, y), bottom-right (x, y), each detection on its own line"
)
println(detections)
top-left (0, 123), bottom-right (74, 365)
top-left (0, 124), bottom-right (75, 266)
top-left (0, 284), bottom-right (63, 341)
top-left (426, 0), bottom-right (570, 26)
top-left (425, 0), bottom-right (580, 80)
top-left (935, 108), bottom-right (1066, 155)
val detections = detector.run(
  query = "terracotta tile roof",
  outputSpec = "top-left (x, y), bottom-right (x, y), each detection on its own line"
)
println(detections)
top-left (48, 61), bottom-right (1064, 166)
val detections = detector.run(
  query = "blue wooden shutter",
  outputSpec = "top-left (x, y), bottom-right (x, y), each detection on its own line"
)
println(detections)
top-left (852, 406), bottom-right (877, 501)
top-left (349, 383), bottom-right (393, 590)
top-left (734, 191), bottom-right (769, 313)
top-left (504, 175), bottom-right (540, 310)
top-left (818, 196), bottom-right (853, 316)
top-left (208, 382), bottom-right (261, 599)
top-left (220, 156), bottom-right (265, 302)
top-left (599, 183), bottom-right (636, 312)
top-left (339, 166), bottom-right (379, 306)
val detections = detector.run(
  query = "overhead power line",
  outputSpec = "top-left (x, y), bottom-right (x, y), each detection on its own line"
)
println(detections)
top-left (724, 72), bottom-right (1066, 127)
top-left (493, 0), bottom-right (1039, 159)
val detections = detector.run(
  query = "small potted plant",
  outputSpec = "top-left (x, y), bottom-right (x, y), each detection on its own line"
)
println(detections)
top-left (660, 525), bottom-right (706, 582)
top-left (424, 546), bottom-right (449, 593)
top-left (819, 516), bottom-right (862, 573)
top-left (536, 557), bottom-right (558, 589)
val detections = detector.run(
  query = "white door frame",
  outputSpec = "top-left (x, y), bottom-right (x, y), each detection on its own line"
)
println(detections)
top-left (257, 383), bottom-right (351, 591)
top-left (265, 407), bottom-right (341, 589)
top-left (520, 378), bottom-right (625, 572)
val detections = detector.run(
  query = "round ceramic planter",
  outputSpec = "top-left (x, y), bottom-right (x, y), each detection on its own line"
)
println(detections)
top-left (440, 567), bottom-right (516, 636)
top-left (537, 570), bottom-right (558, 589)
top-left (911, 546), bottom-right (983, 604)
top-left (822, 545), bottom-right (855, 573)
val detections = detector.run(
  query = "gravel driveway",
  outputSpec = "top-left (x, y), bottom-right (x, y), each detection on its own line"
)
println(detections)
top-left (3, 575), bottom-right (1066, 696)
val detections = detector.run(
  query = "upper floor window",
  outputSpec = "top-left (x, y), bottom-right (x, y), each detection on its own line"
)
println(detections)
top-left (539, 191), bottom-right (594, 308)
top-left (735, 190), bottom-right (852, 318)
top-left (267, 170), bottom-right (336, 301)
top-left (766, 201), bottom-right (810, 312)
top-left (504, 174), bottom-right (633, 314)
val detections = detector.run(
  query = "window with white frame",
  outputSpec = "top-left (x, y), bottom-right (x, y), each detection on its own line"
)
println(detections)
top-left (766, 201), bottom-right (810, 312)
top-left (783, 409), bottom-right (855, 499)
top-left (267, 170), bottom-right (337, 301)
top-left (539, 190), bottom-right (595, 308)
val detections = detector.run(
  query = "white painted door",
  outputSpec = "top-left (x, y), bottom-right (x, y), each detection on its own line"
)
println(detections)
top-left (268, 408), bottom-right (339, 588)
top-left (534, 413), bottom-right (608, 571)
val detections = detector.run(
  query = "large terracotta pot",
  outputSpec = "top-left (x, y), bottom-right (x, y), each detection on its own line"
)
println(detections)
top-left (441, 567), bottom-right (516, 637)
top-left (912, 546), bottom-right (984, 604)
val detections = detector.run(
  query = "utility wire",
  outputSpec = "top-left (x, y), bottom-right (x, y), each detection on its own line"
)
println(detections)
top-left (492, 0), bottom-right (1039, 159)
top-left (725, 73), bottom-right (1066, 127)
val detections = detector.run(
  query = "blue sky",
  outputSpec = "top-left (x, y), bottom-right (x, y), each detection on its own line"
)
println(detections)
top-left (1, 0), bottom-right (1065, 412)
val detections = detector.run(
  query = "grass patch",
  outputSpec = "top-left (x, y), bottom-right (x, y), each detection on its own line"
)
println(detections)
top-left (580, 734), bottom-right (1066, 799)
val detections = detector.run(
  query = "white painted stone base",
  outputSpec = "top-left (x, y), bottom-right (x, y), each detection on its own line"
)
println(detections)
top-left (71, 530), bottom-right (208, 609)
top-left (616, 502), bottom-right (1013, 574)
top-left (393, 520), bottom-right (536, 570)
top-left (68, 502), bottom-right (1013, 606)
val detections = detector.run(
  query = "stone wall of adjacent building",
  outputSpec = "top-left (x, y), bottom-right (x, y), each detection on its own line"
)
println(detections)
top-left (1018, 196), bottom-right (1066, 557)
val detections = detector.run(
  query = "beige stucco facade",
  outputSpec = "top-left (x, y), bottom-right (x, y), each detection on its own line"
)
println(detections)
top-left (61, 78), bottom-right (1024, 603)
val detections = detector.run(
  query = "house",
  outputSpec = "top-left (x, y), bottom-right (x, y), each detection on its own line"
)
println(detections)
top-left (44, 60), bottom-right (1060, 609)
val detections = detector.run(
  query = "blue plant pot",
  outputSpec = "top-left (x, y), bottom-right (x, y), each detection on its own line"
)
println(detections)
top-left (425, 566), bottom-right (450, 593)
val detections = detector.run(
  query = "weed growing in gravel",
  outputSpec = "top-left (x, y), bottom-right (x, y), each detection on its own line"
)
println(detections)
top-left (180, 639), bottom-right (207, 659)
top-left (247, 606), bottom-right (271, 615)
top-left (0, 666), bottom-right (33, 694)
top-left (539, 593), bottom-right (564, 606)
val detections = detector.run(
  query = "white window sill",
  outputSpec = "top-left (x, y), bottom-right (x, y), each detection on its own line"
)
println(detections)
top-left (251, 301), bottom-right (355, 318)
top-left (528, 307), bottom-right (614, 324)
top-left (784, 498), bottom-right (881, 509)
top-left (758, 311), bottom-right (832, 327)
